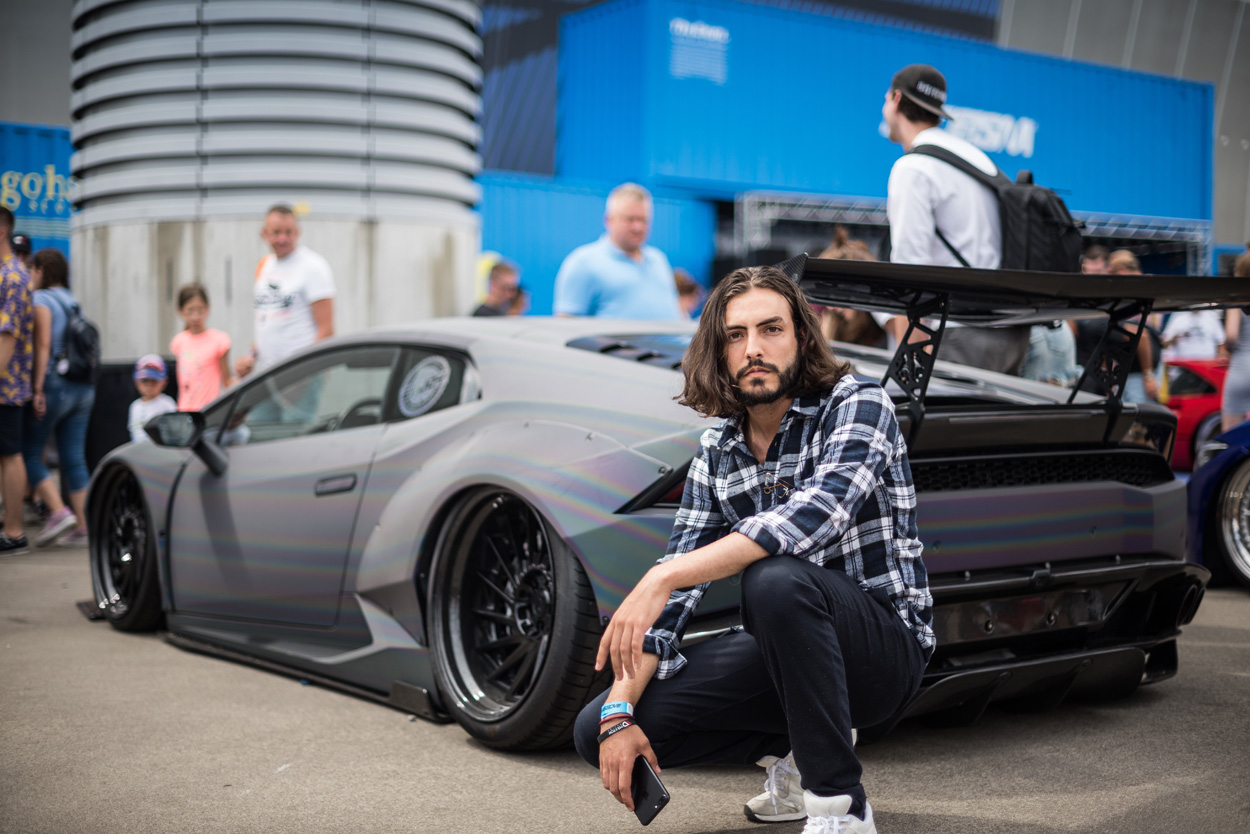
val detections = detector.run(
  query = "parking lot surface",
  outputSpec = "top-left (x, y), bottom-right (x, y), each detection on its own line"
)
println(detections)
top-left (2, 546), bottom-right (1248, 834)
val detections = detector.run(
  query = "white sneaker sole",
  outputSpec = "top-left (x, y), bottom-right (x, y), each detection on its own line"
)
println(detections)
top-left (744, 805), bottom-right (806, 823)
top-left (36, 513), bottom-right (78, 547)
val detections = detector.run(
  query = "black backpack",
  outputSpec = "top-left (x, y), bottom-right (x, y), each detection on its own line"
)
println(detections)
top-left (47, 292), bottom-right (101, 384)
top-left (910, 144), bottom-right (1084, 273)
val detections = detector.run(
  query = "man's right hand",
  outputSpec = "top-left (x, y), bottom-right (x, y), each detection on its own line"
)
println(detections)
top-left (598, 723), bottom-right (660, 812)
top-left (234, 353), bottom-right (255, 378)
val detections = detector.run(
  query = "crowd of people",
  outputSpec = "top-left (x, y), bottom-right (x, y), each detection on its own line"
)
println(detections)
top-left (0, 202), bottom-right (338, 554)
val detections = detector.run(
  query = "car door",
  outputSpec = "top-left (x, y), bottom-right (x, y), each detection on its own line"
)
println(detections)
top-left (167, 345), bottom-right (400, 627)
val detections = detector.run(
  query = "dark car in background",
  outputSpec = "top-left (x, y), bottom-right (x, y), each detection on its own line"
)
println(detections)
top-left (1187, 419), bottom-right (1250, 588)
top-left (86, 257), bottom-right (1249, 749)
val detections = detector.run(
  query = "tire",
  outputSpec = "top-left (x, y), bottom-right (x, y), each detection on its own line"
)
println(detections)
top-left (89, 466), bottom-right (164, 631)
top-left (1212, 459), bottom-right (1250, 588)
top-left (428, 489), bottom-right (609, 750)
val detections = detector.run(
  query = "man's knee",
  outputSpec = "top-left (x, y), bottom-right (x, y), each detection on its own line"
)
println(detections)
top-left (741, 558), bottom-right (820, 629)
top-left (573, 697), bottom-right (604, 767)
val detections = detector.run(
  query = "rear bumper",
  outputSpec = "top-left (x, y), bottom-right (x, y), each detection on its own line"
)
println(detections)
top-left (863, 556), bottom-right (1208, 738)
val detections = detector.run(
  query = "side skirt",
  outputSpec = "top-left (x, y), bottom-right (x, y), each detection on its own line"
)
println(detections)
top-left (162, 631), bottom-right (453, 724)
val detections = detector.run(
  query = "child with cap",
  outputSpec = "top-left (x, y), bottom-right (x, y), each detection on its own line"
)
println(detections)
top-left (128, 354), bottom-right (177, 443)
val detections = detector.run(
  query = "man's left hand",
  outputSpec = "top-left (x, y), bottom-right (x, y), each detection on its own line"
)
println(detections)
top-left (596, 566), bottom-right (670, 679)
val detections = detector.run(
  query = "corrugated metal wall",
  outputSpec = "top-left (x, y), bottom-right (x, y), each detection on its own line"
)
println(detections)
top-left (478, 0), bottom-right (1002, 175)
top-left (478, 172), bottom-right (717, 315)
top-left (69, 0), bottom-right (483, 225)
top-left (558, 0), bottom-right (1212, 224)
top-left (998, 0), bottom-right (1250, 247)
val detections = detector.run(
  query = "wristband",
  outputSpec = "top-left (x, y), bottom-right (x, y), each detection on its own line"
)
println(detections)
top-left (596, 719), bottom-right (635, 744)
top-left (600, 701), bottom-right (633, 721)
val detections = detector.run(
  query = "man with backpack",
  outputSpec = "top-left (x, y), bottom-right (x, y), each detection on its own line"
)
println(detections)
top-left (882, 64), bottom-right (1038, 375)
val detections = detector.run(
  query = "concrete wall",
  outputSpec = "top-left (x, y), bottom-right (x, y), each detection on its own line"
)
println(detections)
top-left (999, 0), bottom-right (1250, 246)
top-left (72, 218), bottom-right (478, 362)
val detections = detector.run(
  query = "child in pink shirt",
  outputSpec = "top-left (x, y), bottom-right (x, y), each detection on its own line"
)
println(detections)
top-left (170, 284), bottom-right (233, 411)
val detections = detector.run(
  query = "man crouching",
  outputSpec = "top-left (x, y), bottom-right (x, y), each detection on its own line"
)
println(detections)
top-left (573, 266), bottom-right (934, 833)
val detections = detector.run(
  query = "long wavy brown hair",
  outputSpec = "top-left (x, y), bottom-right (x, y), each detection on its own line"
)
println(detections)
top-left (679, 266), bottom-right (851, 418)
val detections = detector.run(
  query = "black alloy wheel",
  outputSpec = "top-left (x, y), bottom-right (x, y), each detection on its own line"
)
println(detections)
top-left (429, 489), bottom-right (608, 750)
top-left (89, 466), bottom-right (163, 631)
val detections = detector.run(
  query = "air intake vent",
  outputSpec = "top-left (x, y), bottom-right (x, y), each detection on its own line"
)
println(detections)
top-left (911, 450), bottom-right (1173, 493)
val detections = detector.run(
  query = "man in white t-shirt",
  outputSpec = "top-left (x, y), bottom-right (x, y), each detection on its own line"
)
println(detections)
top-left (1161, 310), bottom-right (1225, 361)
top-left (882, 64), bottom-right (1029, 375)
top-left (235, 204), bottom-right (336, 378)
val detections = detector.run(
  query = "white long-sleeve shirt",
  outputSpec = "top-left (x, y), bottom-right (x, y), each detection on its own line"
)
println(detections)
top-left (887, 126), bottom-right (1001, 270)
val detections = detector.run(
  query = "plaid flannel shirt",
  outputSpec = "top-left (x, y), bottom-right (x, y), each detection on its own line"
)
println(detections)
top-left (642, 374), bottom-right (935, 679)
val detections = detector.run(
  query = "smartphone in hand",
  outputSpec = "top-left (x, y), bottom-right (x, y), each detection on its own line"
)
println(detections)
top-left (631, 756), bottom-right (670, 826)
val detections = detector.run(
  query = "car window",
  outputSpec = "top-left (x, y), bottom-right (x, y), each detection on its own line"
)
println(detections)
top-left (225, 346), bottom-right (400, 445)
top-left (1166, 366), bottom-right (1217, 397)
top-left (384, 347), bottom-right (480, 423)
top-left (201, 394), bottom-right (235, 444)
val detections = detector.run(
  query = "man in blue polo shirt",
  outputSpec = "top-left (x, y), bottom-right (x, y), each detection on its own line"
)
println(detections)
top-left (554, 183), bottom-right (684, 320)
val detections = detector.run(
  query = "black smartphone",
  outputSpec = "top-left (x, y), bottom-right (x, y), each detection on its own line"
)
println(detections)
top-left (631, 756), bottom-right (670, 826)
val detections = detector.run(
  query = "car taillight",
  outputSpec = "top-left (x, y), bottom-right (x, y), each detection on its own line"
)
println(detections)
top-left (659, 482), bottom-right (685, 506)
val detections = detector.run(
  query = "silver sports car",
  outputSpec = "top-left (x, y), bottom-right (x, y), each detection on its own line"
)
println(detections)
top-left (88, 257), bottom-right (1246, 749)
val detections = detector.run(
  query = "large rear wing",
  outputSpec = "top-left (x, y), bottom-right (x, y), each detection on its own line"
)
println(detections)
top-left (787, 254), bottom-right (1250, 438)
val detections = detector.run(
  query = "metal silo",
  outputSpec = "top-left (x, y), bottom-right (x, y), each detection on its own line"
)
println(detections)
top-left (69, 0), bottom-right (482, 359)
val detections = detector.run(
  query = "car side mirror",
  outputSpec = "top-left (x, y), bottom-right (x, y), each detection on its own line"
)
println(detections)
top-left (145, 411), bottom-right (229, 476)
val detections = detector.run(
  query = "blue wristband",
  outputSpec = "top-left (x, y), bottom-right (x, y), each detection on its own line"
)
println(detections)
top-left (600, 701), bottom-right (634, 721)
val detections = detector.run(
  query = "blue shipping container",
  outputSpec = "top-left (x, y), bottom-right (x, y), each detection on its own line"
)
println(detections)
top-left (559, 0), bottom-right (1213, 221)
top-left (478, 171), bottom-right (717, 316)
top-left (0, 121), bottom-right (74, 257)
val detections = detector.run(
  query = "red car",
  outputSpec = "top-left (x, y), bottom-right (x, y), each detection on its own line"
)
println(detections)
top-left (1163, 358), bottom-right (1227, 471)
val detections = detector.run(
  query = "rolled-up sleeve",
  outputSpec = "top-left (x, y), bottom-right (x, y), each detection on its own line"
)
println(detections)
top-left (732, 386), bottom-right (896, 557)
top-left (642, 431), bottom-right (727, 678)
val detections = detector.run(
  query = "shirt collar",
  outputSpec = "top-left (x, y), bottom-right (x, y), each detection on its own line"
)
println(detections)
top-left (716, 392), bottom-right (823, 451)
top-left (598, 233), bottom-right (648, 263)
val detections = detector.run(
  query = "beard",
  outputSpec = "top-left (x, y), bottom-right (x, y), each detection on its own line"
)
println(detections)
top-left (733, 356), bottom-right (801, 407)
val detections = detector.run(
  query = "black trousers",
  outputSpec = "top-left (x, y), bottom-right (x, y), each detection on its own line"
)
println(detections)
top-left (574, 557), bottom-right (926, 812)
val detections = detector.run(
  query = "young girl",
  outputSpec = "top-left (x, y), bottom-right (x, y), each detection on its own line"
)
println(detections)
top-left (170, 284), bottom-right (232, 411)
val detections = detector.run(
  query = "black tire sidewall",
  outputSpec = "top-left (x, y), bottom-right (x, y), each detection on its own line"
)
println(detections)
top-left (428, 488), bottom-right (601, 749)
top-left (90, 466), bottom-right (163, 631)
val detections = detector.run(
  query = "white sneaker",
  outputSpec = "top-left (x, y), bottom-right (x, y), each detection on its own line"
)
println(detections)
top-left (743, 730), bottom-right (857, 824)
top-left (35, 507), bottom-right (76, 547)
top-left (801, 792), bottom-right (876, 834)
top-left (744, 752), bottom-right (805, 822)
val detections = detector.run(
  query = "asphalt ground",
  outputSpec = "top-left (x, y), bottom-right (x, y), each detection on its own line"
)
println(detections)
top-left (2, 543), bottom-right (1248, 834)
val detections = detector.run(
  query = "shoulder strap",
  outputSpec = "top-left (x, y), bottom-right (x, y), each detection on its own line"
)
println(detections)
top-left (909, 144), bottom-right (1010, 192)
top-left (934, 229), bottom-right (971, 268)
top-left (46, 289), bottom-right (79, 319)
top-left (909, 144), bottom-right (1008, 269)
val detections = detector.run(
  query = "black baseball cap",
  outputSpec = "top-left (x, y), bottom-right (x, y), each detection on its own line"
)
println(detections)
top-left (891, 64), bottom-right (953, 120)
top-left (10, 233), bottom-right (31, 255)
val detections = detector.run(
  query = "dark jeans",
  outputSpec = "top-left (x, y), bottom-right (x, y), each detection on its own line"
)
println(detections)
top-left (575, 557), bottom-right (926, 813)
top-left (22, 374), bottom-right (96, 492)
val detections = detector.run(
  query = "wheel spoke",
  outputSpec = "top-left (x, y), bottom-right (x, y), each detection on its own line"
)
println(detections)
top-left (505, 641), bottom-right (540, 700)
top-left (471, 607), bottom-right (513, 624)
top-left (485, 642), bottom-right (530, 683)
top-left (484, 535), bottom-right (518, 586)
top-left (475, 570), bottom-right (515, 605)
top-left (476, 632), bottom-right (524, 653)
